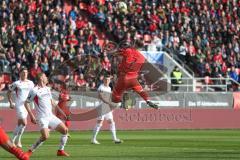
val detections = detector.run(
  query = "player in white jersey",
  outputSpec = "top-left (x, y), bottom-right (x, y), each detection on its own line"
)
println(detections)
top-left (7, 67), bottom-right (34, 148)
top-left (24, 73), bottom-right (70, 157)
top-left (91, 75), bottom-right (122, 144)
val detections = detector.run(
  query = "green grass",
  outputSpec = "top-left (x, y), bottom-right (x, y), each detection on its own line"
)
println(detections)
top-left (1, 130), bottom-right (240, 160)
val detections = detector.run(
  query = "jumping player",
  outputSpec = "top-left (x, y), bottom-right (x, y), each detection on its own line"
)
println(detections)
top-left (111, 40), bottom-right (158, 109)
top-left (24, 73), bottom-right (70, 157)
top-left (7, 67), bottom-right (34, 148)
top-left (0, 126), bottom-right (29, 160)
top-left (91, 75), bottom-right (122, 144)
top-left (70, 41), bottom-right (158, 121)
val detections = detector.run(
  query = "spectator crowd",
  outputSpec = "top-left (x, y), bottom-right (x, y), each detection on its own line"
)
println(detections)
top-left (0, 0), bottom-right (118, 91)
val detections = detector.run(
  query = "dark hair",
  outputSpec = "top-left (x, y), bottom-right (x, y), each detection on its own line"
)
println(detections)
top-left (103, 72), bottom-right (111, 79)
top-left (20, 67), bottom-right (28, 73)
top-left (134, 39), bottom-right (144, 49)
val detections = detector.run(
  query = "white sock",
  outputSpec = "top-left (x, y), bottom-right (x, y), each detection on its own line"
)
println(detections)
top-left (59, 134), bottom-right (68, 150)
top-left (12, 125), bottom-right (21, 143)
top-left (110, 122), bottom-right (117, 141)
top-left (30, 138), bottom-right (44, 152)
top-left (92, 123), bottom-right (102, 141)
top-left (16, 125), bottom-right (26, 144)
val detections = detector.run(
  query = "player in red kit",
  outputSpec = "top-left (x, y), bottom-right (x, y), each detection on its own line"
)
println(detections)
top-left (0, 127), bottom-right (29, 160)
top-left (112, 40), bottom-right (158, 109)
top-left (56, 87), bottom-right (71, 128)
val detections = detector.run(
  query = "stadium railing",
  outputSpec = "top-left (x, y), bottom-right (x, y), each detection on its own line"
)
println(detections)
top-left (159, 77), bottom-right (240, 92)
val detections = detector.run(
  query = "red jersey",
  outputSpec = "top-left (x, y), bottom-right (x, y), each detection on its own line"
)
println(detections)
top-left (56, 90), bottom-right (71, 120)
top-left (118, 48), bottom-right (145, 78)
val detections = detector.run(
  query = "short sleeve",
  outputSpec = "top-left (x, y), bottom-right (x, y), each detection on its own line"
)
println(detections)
top-left (97, 85), bottom-right (103, 92)
top-left (9, 82), bottom-right (17, 91)
top-left (26, 89), bottom-right (37, 103)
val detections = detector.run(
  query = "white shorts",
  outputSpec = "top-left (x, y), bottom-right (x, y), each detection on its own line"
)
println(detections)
top-left (97, 111), bottom-right (113, 121)
top-left (16, 105), bottom-right (28, 119)
top-left (38, 115), bottom-right (62, 130)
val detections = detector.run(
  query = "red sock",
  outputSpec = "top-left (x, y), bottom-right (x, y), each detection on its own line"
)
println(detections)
top-left (65, 120), bottom-right (71, 128)
top-left (10, 146), bottom-right (26, 160)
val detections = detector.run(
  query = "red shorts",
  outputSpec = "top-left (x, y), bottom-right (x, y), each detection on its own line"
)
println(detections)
top-left (112, 76), bottom-right (143, 103)
top-left (0, 127), bottom-right (9, 145)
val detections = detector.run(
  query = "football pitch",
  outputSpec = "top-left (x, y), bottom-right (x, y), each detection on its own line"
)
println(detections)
top-left (1, 130), bottom-right (240, 160)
